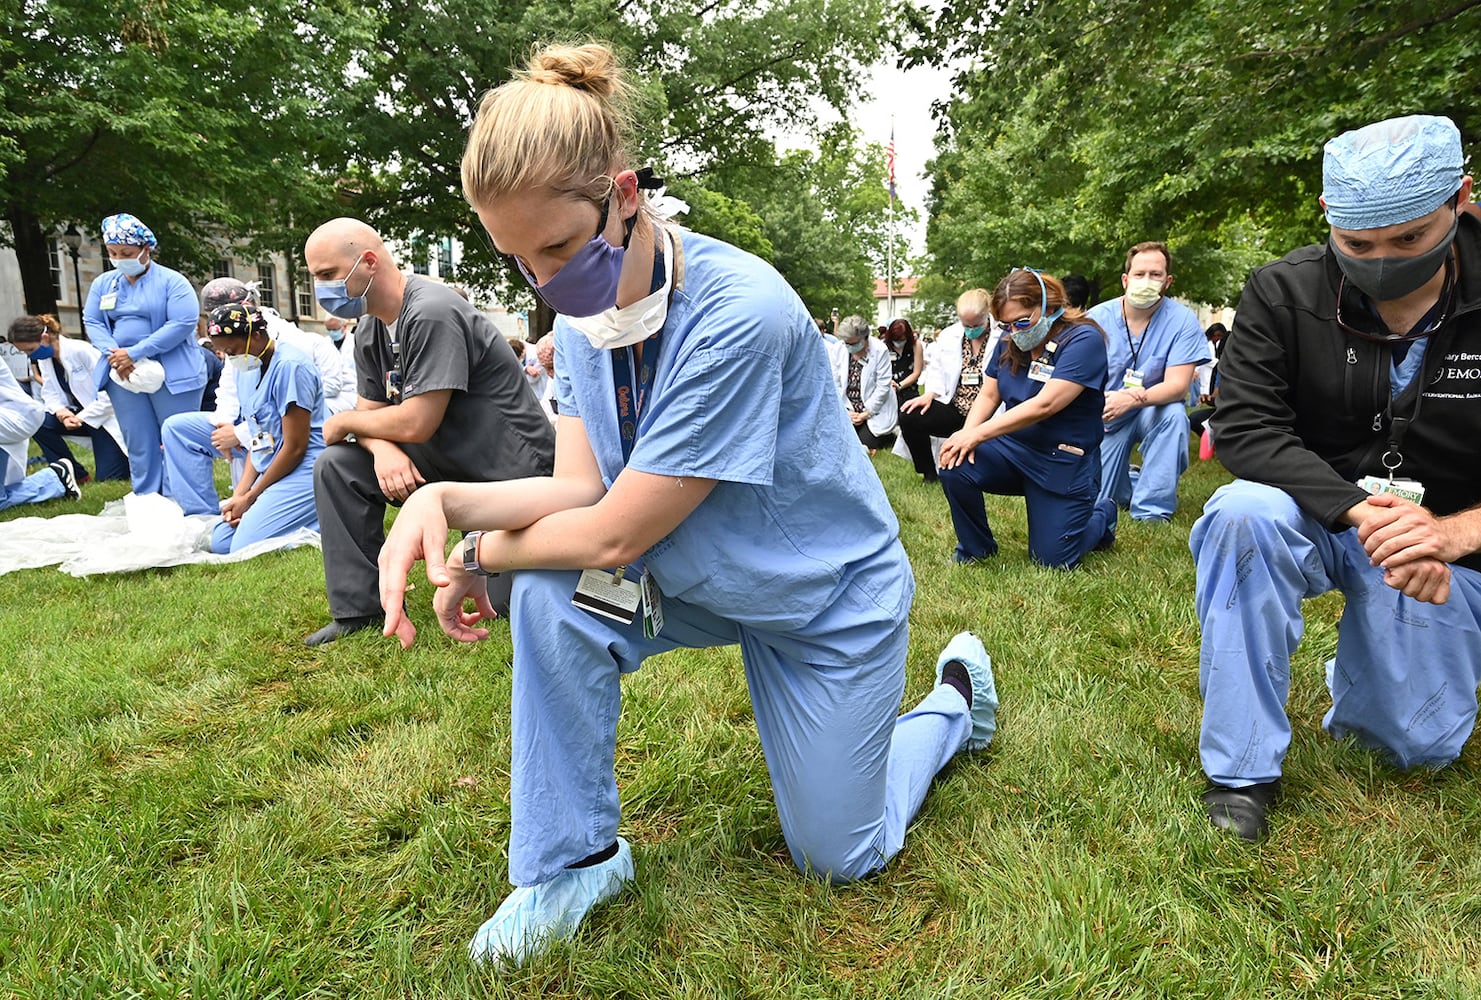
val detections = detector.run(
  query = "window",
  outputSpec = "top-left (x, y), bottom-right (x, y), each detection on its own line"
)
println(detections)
top-left (49, 240), bottom-right (63, 301)
top-left (297, 284), bottom-right (316, 319)
top-left (438, 236), bottom-right (455, 279)
top-left (213, 259), bottom-right (233, 279)
top-left (257, 262), bottom-right (276, 310)
top-left (412, 251), bottom-right (430, 276)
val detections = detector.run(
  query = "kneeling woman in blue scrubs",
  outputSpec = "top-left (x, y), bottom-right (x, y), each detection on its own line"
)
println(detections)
top-left (193, 304), bottom-right (324, 554)
top-left (376, 42), bottom-right (999, 967)
top-left (938, 269), bottom-right (1118, 569)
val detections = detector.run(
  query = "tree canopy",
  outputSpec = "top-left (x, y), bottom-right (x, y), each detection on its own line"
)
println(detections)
top-left (912, 0), bottom-right (1481, 312)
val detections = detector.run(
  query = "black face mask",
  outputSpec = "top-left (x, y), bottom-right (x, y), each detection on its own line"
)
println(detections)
top-left (1329, 211), bottom-right (1458, 302)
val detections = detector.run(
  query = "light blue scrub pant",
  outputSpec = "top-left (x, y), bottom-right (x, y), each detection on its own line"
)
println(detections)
top-left (1098, 402), bottom-right (1189, 520)
top-left (939, 439), bottom-right (1115, 569)
top-left (161, 412), bottom-right (319, 554)
top-left (507, 567), bottom-right (973, 888)
top-left (106, 381), bottom-right (204, 497)
top-left (1191, 480), bottom-right (1481, 787)
top-left (0, 467), bottom-right (65, 512)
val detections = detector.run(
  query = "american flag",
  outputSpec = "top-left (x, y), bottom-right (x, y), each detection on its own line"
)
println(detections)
top-left (886, 128), bottom-right (896, 204)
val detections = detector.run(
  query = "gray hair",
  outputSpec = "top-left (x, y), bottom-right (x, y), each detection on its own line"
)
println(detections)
top-left (837, 315), bottom-right (871, 343)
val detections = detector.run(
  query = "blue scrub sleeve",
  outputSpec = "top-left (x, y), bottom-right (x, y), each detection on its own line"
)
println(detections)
top-left (279, 357), bottom-right (324, 415)
top-left (554, 334), bottom-right (581, 420)
top-left (127, 271), bottom-right (200, 360)
top-left (83, 273), bottom-right (120, 352)
top-left (1050, 329), bottom-right (1109, 390)
top-left (1167, 310), bottom-right (1213, 369)
top-left (626, 342), bottom-right (782, 487)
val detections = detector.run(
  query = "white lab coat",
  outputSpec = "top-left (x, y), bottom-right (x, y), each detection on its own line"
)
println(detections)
top-left (34, 338), bottom-right (126, 453)
top-left (827, 339), bottom-right (897, 437)
top-left (0, 362), bottom-right (45, 485)
top-left (922, 321), bottom-right (1003, 406)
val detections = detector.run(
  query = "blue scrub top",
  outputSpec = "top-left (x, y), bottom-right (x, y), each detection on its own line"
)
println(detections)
top-left (986, 323), bottom-right (1108, 496)
top-left (1086, 294), bottom-right (1209, 393)
top-left (554, 230), bottom-right (910, 651)
top-left (83, 263), bottom-right (206, 394)
top-left (234, 342), bottom-right (326, 471)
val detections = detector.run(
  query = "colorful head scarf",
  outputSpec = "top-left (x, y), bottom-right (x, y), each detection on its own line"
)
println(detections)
top-left (100, 213), bottom-right (158, 247)
top-left (208, 303), bottom-right (266, 340)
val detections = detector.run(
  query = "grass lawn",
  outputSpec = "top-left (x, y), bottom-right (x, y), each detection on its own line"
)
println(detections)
top-left (1, 447), bottom-right (1478, 998)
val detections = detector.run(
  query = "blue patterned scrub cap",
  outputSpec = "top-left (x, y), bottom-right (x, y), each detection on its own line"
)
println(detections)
top-left (1322, 115), bottom-right (1464, 230)
top-left (100, 213), bottom-right (158, 247)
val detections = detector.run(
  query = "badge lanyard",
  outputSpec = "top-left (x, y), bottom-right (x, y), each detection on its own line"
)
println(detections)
top-left (1119, 301), bottom-right (1148, 370)
top-left (611, 331), bottom-right (662, 465)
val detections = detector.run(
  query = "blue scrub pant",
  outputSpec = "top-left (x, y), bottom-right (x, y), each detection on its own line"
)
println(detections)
top-left (162, 412), bottom-right (237, 516)
top-left (105, 382), bottom-right (204, 496)
top-left (209, 461), bottom-right (319, 554)
top-left (939, 440), bottom-right (1115, 569)
top-left (0, 467), bottom-right (65, 512)
top-left (1191, 480), bottom-right (1481, 786)
top-left (1098, 402), bottom-right (1189, 520)
top-left (32, 414), bottom-right (130, 481)
top-left (506, 567), bottom-right (972, 888)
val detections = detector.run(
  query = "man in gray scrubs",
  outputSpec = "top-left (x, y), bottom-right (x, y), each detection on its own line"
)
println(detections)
top-left (302, 218), bottom-right (555, 645)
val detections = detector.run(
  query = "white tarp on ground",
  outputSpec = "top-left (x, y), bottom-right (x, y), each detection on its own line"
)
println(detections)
top-left (0, 492), bottom-right (318, 577)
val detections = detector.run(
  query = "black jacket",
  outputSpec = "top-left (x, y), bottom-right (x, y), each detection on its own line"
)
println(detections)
top-left (1212, 211), bottom-right (1481, 573)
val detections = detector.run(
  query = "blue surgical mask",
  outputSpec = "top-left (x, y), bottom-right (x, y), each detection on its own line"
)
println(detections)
top-left (27, 345), bottom-right (54, 362)
top-left (962, 324), bottom-right (987, 340)
top-left (846, 339), bottom-right (867, 354)
top-left (112, 252), bottom-right (149, 278)
top-left (315, 254), bottom-right (374, 319)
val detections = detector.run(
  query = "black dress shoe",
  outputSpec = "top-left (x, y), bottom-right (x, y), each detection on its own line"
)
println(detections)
top-left (303, 615), bottom-right (384, 647)
top-left (1202, 779), bottom-right (1281, 841)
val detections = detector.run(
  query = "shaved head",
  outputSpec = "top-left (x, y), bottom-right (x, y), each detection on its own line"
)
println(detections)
top-left (304, 217), bottom-right (394, 275)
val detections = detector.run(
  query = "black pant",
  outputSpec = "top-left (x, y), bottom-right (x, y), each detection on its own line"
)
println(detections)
top-left (854, 422), bottom-right (896, 450)
top-left (33, 413), bottom-right (130, 481)
top-left (897, 401), bottom-right (967, 477)
top-left (313, 443), bottom-right (512, 621)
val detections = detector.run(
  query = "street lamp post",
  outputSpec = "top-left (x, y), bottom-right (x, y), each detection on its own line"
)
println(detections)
top-left (61, 224), bottom-right (84, 338)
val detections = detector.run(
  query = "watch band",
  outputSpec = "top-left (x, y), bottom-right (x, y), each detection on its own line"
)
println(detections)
top-left (461, 530), bottom-right (495, 576)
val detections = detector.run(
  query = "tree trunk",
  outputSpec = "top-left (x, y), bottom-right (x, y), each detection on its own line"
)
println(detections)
top-left (531, 298), bottom-right (555, 340)
top-left (7, 205), bottom-right (59, 317)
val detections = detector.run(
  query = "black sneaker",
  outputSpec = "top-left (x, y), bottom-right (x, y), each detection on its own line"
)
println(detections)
top-left (303, 615), bottom-right (384, 647)
top-left (1202, 779), bottom-right (1281, 841)
top-left (49, 459), bottom-right (81, 500)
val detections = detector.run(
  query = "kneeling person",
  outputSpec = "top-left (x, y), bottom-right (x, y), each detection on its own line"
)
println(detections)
top-left (199, 303), bottom-right (324, 553)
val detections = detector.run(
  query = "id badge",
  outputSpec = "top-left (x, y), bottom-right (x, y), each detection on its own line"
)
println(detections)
top-left (1122, 368), bottom-right (1144, 390)
top-left (572, 568), bottom-right (642, 624)
top-left (640, 568), bottom-right (664, 639)
top-left (100, 292), bottom-right (118, 311)
top-left (960, 370), bottom-right (983, 387)
top-left (385, 369), bottom-right (402, 401)
top-left (1028, 360), bottom-right (1055, 383)
top-left (1357, 475), bottom-right (1426, 506)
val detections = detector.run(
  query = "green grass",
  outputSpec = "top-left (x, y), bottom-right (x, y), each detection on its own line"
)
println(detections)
top-left (2, 449), bottom-right (1479, 998)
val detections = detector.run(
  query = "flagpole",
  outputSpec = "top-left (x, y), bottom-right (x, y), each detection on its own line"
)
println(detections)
top-left (887, 118), bottom-right (896, 320)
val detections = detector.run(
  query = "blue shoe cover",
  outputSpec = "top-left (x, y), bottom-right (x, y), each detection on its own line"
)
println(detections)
top-left (935, 631), bottom-right (998, 750)
top-left (468, 838), bottom-right (634, 966)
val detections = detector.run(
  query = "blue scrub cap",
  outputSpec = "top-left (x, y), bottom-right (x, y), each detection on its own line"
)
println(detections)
top-left (1322, 115), bottom-right (1464, 230)
top-left (100, 213), bottom-right (158, 247)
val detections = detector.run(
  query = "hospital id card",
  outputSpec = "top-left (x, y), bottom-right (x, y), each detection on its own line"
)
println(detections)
top-left (960, 370), bottom-right (983, 387)
top-left (1357, 475), bottom-right (1426, 506)
top-left (100, 292), bottom-right (118, 311)
top-left (249, 430), bottom-right (275, 453)
top-left (572, 568), bottom-right (643, 624)
top-left (1122, 368), bottom-right (1144, 390)
top-left (1028, 360), bottom-right (1055, 383)
top-left (640, 569), bottom-right (664, 639)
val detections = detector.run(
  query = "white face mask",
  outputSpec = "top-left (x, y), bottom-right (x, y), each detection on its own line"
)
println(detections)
top-left (1125, 277), bottom-right (1165, 309)
top-left (226, 354), bottom-right (260, 373)
top-left (564, 227), bottom-right (674, 350)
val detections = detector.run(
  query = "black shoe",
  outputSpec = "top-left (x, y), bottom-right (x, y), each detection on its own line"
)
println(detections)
top-left (1202, 779), bottom-right (1280, 841)
top-left (49, 459), bottom-right (81, 500)
top-left (303, 615), bottom-right (384, 646)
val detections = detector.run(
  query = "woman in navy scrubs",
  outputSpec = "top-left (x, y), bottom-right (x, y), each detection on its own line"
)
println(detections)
top-left (937, 269), bottom-right (1119, 569)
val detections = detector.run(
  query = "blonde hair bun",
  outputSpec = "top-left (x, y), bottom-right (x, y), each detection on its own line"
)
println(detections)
top-left (523, 44), bottom-right (623, 100)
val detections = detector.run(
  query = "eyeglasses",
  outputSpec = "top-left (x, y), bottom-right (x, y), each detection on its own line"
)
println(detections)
top-left (996, 316), bottom-right (1036, 335)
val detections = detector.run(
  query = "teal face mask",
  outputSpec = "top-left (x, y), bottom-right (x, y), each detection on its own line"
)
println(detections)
top-left (962, 324), bottom-right (987, 340)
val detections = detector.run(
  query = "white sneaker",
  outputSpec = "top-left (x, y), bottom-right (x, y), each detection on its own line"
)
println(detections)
top-left (469, 838), bottom-right (634, 966)
top-left (49, 459), bottom-right (81, 500)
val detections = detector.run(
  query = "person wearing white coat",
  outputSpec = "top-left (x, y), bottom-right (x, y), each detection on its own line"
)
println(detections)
top-left (827, 315), bottom-right (897, 450)
top-left (6, 316), bottom-right (129, 481)
top-left (0, 358), bottom-right (81, 512)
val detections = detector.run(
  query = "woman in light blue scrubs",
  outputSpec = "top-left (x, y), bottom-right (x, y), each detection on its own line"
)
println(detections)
top-left (83, 214), bottom-right (206, 496)
top-left (938, 269), bottom-right (1119, 569)
top-left (376, 42), bottom-right (1000, 967)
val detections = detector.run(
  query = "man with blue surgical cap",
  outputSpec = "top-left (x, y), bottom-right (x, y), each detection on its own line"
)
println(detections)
top-left (1194, 114), bottom-right (1481, 841)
